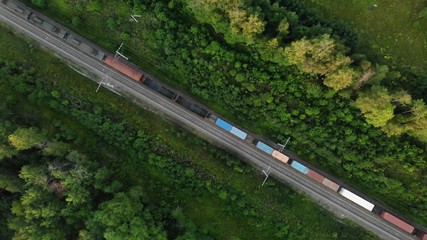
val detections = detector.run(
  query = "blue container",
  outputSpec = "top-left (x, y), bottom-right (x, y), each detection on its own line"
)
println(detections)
top-left (256, 141), bottom-right (273, 155)
top-left (290, 161), bottom-right (309, 174)
top-left (230, 126), bottom-right (248, 140)
top-left (215, 118), bottom-right (232, 132)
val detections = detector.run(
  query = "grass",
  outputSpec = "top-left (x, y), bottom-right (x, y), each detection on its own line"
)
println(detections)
top-left (0, 24), bottom-right (377, 239)
top-left (303, 0), bottom-right (427, 71)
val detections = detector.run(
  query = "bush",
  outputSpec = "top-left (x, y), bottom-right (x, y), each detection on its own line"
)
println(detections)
top-left (31, 0), bottom-right (46, 8)
top-left (72, 16), bottom-right (82, 27)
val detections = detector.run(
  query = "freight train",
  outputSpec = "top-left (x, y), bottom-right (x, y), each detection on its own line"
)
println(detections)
top-left (2, 0), bottom-right (426, 239)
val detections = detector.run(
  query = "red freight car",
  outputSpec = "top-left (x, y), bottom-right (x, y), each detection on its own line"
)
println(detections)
top-left (380, 211), bottom-right (415, 233)
top-left (103, 55), bottom-right (143, 82)
top-left (307, 170), bottom-right (325, 184)
top-left (419, 231), bottom-right (427, 240)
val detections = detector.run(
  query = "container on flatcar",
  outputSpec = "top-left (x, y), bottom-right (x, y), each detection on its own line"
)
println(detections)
top-left (272, 150), bottom-right (289, 164)
top-left (306, 169), bottom-right (325, 183)
top-left (290, 160), bottom-right (309, 174)
top-left (322, 178), bottom-right (340, 192)
top-left (418, 231), bottom-right (427, 240)
top-left (103, 55), bottom-right (143, 82)
top-left (338, 188), bottom-right (375, 211)
top-left (380, 211), bottom-right (414, 234)
top-left (215, 118), bottom-right (232, 132)
top-left (255, 141), bottom-right (273, 155)
top-left (229, 126), bottom-right (247, 140)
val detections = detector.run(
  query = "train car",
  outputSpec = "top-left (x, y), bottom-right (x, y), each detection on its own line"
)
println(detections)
top-left (272, 150), bottom-right (289, 164)
top-left (229, 126), bottom-right (247, 140)
top-left (322, 178), bottom-right (340, 192)
top-left (215, 118), bottom-right (233, 132)
top-left (1, 0), bottom-right (32, 19)
top-left (28, 13), bottom-right (68, 39)
top-left (339, 188), bottom-right (375, 211)
top-left (214, 118), bottom-right (247, 139)
top-left (255, 141), bottom-right (274, 155)
top-left (380, 211), bottom-right (415, 234)
top-left (306, 169), bottom-right (325, 184)
top-left (175, 96), bottom-right (210, 118)
top-left (290, 160), bottom-right (309, 174)
top-left (103, 55), bottom-right (143, 82)
top-left (65, 34), bottom-right (106, 61)
top-left (144, 77), bottom-right (177, 100)
top-left (418, 231), bottom-right (427, 240)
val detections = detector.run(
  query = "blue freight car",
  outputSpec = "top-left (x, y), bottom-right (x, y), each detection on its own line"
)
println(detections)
top-left (215, 118), bottom-right (233, 132)
top-left (230, 126), bottom-right (247, 140)
top-left (290, 161), bottom-right (309, 174)
top-left (256, 141), bottom-right (274, 155)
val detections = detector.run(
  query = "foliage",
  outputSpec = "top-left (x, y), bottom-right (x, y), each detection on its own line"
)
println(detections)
top-left (0, 40), bottom-right (377, 239)
top-left (355, 86), bottom-right (395, 127)
top-left (31, 0), bottom-right (46, 8)
top-left (86, 189), bottom-right (167, 240)
top-left (8, 128), bottom-right (45, 151)
top-left (71, 16), bottom-right (82, 27)
top-left (419, 7), bottom-right (427, 19)
top-left (10, 0), bottom-right (427, 226)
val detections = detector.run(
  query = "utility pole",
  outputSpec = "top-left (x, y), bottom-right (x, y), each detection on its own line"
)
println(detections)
top-left (277, 137), bottom-right (290, 152)
top-left (130, 14), bottom-right (141, 23)
top-left (261, 166), bottom-right (272, 186)
top-left (115, 42), bottom-right (128, 60)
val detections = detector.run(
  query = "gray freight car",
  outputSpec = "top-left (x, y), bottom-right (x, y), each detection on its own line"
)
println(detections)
top-left (1, 0), bottom-right (31, 19)
top-left (28, 13), bottom-right (68, 39)
top-left (65, 34), bottom-right (106, 61)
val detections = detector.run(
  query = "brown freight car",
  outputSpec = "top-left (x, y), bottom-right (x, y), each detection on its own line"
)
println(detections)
top-left (321, 178), bottom-right (340, 192)
top-left (380, 211), bottom-right (415, 234)
top-left (306, 170), bottom-right (325, 184)
top-left (103, 55), bottom-right (144, 82)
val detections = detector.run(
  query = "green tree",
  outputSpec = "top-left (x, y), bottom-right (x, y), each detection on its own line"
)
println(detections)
top-left (0, 144), bottom-right (17, 160)
top-left (86, 188), bottom-right (167, 240)
top-left (277, 18), bottom-right (289, 37)
top-left (31, 0), bottom-right (47, 8)
top-left (391, 90), bottom-right (412, 105)
top-left (42, 142), bottom-right (70, 157)
top-left (418, 7), bottom-right (427, 19)
top-left (72, 16), bottom-right (82, 27)
top-left (323, 67), bottom-right (356, 90)
top-left (285, 34), bottom-right (351, 76)
top-left (107, 17), bottom-right (117, 31)
top-left (61, 165), bottom-right (93, 205)
top-left (19, 165), bottom-right (47, 187)
top-left (10, 165), bottom-right (67, 240)
top-left (240, 14), bottom-right (266, 42)
top-left (0, 168), bottom-right (23, 193)
top-left (355, 86), bottom-right (395, 127)
top-left (8, 128), bottom-right (45, 151)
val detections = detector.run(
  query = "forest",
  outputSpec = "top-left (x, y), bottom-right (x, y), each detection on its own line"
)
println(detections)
top-left (0, 26), bottom-right (377, 239)
top-left (21, 0), bottom-right (427, 227)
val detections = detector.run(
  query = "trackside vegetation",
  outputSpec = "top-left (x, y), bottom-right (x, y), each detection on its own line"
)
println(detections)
top-left (22, 0), bottom-right (427, 226)
top-left (0, 25), bottom-right (377, 239)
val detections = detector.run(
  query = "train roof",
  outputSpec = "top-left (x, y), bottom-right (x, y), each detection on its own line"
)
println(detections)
top-left (104, 55), bottom-right (143, 82)
top-left (339, 188), bottom-right (375, 211)
top-left (380, 211), bottom-right (415, 233)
